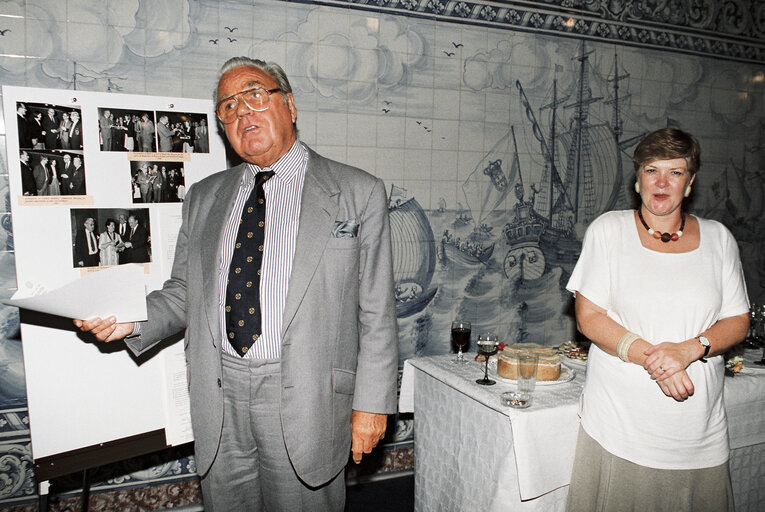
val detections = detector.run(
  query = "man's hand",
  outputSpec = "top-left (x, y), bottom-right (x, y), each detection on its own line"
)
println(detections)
top-left (73, 316), bottom-right (134, 343)
top-left (350, 410), bottom-right (387, 464)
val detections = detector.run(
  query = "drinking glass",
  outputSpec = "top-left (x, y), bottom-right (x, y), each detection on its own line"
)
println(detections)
top-left (475, 333), bottom-right (499, 385)
top-left (451, 320), bottom-right (471, 364)
top-left (744, 303), bottom-right (759, 349)
top-left (515, 353), bottom-right (539, 406)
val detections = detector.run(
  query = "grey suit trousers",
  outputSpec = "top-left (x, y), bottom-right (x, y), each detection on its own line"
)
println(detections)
top-left (200, 354), bottom-right (345, 511)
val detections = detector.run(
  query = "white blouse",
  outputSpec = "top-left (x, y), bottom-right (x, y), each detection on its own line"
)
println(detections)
top-left (566, 210), bottom-right (749, 469)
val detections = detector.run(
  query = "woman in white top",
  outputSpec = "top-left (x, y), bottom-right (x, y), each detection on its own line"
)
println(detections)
top-left (566, 128), bottom-right (750, 511)
top-left (99, 218), bottom-right (123, 267)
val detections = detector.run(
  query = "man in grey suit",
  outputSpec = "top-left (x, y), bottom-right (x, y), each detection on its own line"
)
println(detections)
top-left (75, 57), bottom-right (398, 511)
top-left (156, 115), bottom-right (175, 152)
top-left (99, 109), bottom-right (113, 151)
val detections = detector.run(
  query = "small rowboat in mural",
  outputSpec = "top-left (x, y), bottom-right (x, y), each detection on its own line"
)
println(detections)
top-left (440, 236), bottom-right (494, 266)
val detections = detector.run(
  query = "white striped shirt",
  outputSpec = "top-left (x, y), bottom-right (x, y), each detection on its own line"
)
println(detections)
top-left (219, 141), bottom-right (307, 358)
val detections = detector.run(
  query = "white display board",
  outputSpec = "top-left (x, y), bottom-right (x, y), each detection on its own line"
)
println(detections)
top-left (3, 86), bottom-right (228, 468)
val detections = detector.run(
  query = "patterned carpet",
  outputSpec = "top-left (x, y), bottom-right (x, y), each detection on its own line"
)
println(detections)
top-left (0, 445), bottom-right (414, 511)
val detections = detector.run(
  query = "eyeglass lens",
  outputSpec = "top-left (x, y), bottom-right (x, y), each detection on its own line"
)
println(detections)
top-left (217, 88), bottom-right (271, 121)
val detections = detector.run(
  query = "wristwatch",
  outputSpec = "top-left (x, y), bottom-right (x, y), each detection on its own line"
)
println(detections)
top-left (696, 336), bottom-right (710, 363)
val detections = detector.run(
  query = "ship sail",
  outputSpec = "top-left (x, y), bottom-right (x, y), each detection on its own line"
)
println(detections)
top-left (389, 192), bottom-right (438, 317)
top-left (461, 128), bottom-right (517, 226)
top-left (557, 123), bottom-right (620, 224)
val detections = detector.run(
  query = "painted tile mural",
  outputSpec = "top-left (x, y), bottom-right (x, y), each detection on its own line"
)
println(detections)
top-left (0, 0), bottom-right (764, 505)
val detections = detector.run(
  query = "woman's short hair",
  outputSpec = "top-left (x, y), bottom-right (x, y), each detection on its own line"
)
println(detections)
top-left (633, 128), bottom-right (700, 176)
top-left (105, 218), bottom-right (116, 229)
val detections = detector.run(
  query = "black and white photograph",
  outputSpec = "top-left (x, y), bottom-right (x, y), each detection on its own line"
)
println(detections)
top-left (16, 101), bottom-right (83, 152)
top-left (97, 107), bottom-right (154, 152)
top-left (20, 150), bottom-right (87, 197)
top-left (130, 160), bottom-right (186, 203)
top-left (154, 111), bottom-right (210, 153)
top-left (70, 208), bottom-right (151, 268)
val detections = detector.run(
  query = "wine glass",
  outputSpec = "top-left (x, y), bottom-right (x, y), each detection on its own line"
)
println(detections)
top-left (451, 320), bottom-right (471, 364)
top-left (753, 304), bottom-right (765, 365)
top-left (476, 333), bottom-right (499, 385)
top-left (744, 303), bottom-right (759, 349)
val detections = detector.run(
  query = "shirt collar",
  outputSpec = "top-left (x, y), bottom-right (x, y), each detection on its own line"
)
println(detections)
top-left (246, 139), bottom-right (307, 184)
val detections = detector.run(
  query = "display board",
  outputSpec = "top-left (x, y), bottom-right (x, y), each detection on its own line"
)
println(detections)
top-left (2, 86), bottom-right (228, 480)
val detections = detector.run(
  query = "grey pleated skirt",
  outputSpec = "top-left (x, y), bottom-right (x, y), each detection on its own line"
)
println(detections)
top-left (566, 427), bottom-right (734, 512)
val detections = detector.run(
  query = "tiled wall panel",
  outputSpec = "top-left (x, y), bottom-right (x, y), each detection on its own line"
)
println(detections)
top-left (1, 0), bottom-right (763, 505)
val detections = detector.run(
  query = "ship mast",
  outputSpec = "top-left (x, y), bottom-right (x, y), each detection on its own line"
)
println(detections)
top-left (605, 51), bottom-right (631, 208)
top-left (606, 51), bottom-right (630, 143)
top-left (565, 41), bottom-right (599, 224)
top-left (549, 80), bottom-right (556, 221)
top-left (517, 79), bottom-right (573, 222)
top-left (511, 126), bottom-right (523, 191)
top-left (540, 79), bottom-right (566, 223)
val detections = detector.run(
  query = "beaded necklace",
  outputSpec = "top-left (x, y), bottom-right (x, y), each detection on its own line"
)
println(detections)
top-left (637, 208), bottom-right (685, 243)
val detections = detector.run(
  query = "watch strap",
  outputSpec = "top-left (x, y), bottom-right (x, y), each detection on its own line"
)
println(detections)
top-left (697, 336), bottom-right (710, 363)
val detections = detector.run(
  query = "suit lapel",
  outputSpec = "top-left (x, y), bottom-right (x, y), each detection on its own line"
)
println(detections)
top-left (281, 151), bottom-right (339, 334)
top-left (200, 164), bottom-right (247, 336)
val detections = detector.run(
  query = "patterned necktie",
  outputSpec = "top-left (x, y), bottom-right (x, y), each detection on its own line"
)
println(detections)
top-left (225, 170), bottom-right (274, 356)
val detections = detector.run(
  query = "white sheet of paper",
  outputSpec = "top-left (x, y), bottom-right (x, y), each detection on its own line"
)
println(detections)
top-left (162, 346), bottom-right (193, 446)
top-left (5, 264), bottom-right (148, 322)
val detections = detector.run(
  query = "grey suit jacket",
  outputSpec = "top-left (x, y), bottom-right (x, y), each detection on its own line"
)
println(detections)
top-left (126, 144), bottom-right (399, 486)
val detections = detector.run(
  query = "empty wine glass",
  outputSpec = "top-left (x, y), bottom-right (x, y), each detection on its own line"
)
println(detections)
top-left (451, 320), bottom-right (471, 364)
top-left (476, 333), bottom-right (499, 385)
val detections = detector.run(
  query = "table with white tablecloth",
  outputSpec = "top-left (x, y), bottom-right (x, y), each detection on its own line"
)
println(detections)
top-left (399, 350), bottom-right (765, 512)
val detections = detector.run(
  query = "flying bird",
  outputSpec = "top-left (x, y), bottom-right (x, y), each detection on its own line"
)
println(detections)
top-left (0, 29), bottom-right (10, 36)
top-left (452, 42), bottom-right (463, 48)
top-left (224, 26), bottom-right (238, 32)
top-left (209, 39), bottom-right (219, 44)
top-left (382, 100), bottom-right (392, 105)
top-left (382, 108), bottom-right (390, 113)
top-left (227, 37), bottom-right (237, 42)
top-left (443, 51), bottom-right (454, 57)
top-left (416, 121), bottom-right (422, 125)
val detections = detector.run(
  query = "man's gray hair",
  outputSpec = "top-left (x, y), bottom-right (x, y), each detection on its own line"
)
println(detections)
top-left (213, 57), bottom-right (293, 105)
top-left (213, 57), bottom-right (297, 135)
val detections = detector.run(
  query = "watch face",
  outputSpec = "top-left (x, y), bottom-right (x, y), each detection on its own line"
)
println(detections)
top-left (698, 336), bottom-right (711, 358)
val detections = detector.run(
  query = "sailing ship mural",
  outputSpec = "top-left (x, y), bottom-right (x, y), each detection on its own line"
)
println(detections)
top-left (503, 42), bottom-right (647, 283)
top-left (389, 185), bottom-right (439, 318)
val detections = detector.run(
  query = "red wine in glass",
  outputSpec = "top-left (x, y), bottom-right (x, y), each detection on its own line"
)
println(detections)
top-left (452, 321), bottom-right (471, 364)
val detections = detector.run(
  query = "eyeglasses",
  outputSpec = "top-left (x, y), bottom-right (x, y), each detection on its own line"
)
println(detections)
top-left (215, 87), bottom-right (282, 123)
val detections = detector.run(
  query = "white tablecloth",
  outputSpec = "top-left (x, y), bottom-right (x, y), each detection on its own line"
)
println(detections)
top-left (723, 352), bottom-right (765, 449)
top-left (401, 350), bottom-right (765, 512)
top-left (401, 354), bottom-right (584, 502)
